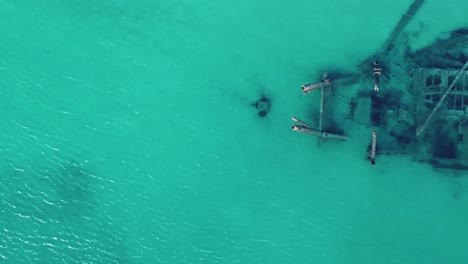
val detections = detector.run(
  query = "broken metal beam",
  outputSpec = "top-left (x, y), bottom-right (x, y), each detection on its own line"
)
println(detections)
top-left (319, 87), bottom-right (324, 132)
top-left (301, 73), bottom-right (332, 95)
top-left (369, 130), bottom-right (377, 165)
top-left (358, 0), bottom-right (425, 72)
top-left (291, 117), bottom-right (348, 141)
top-left (380, 0), bottom-right (425, 54)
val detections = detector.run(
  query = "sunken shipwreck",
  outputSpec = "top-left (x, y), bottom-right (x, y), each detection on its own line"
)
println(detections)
top-left (291, 0), bottom-right (468, 171)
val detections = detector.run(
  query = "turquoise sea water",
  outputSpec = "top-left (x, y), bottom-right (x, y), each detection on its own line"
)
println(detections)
top-left (1, 0), bottom-right (468, 263)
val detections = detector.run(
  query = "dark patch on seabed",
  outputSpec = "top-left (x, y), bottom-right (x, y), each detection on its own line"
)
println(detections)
top-left (0, 155), bottom-right (133, 263)
top-left (2, 155), bottom-right (101, 218)
top-left (44, 158), bottom-right (99, 213)
top-left (253, 96), bottom-right (271, 118)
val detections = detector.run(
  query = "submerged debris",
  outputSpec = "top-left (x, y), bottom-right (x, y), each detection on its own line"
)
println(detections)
top-left (253, 96), bottom-right (271, 117)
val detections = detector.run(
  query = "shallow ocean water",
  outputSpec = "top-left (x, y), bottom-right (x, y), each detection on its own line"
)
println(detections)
top-left (0, 0), bottom-right (468, 263)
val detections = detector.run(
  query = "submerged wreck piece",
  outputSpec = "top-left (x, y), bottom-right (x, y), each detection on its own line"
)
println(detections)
top-left (411, 67), bottom-right (468, 170)
top-left (368, 130), bottom-right (377, 165)
top-left (253, 96), bottom-right (271, 117)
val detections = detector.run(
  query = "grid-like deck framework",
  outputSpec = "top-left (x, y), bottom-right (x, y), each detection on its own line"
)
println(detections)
top-left (418, 69), bottom-right (468, 114)
top-left (412, 68), bottom-right (468, 169)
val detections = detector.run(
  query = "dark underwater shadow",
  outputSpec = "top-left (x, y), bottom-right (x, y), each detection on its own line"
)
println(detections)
top-left (1, 154), bottom-right (134, 263)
